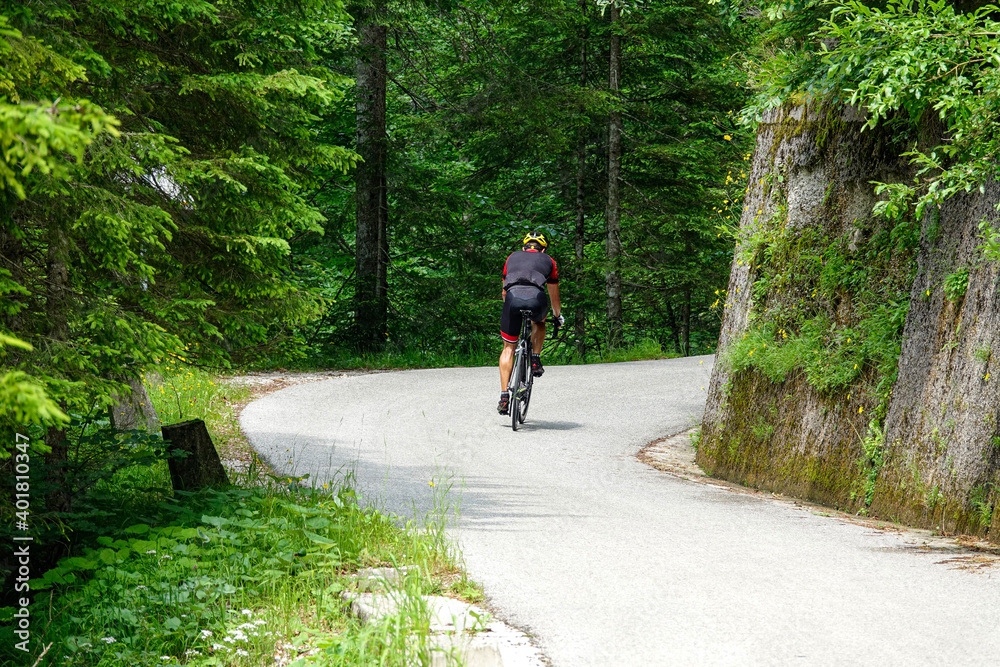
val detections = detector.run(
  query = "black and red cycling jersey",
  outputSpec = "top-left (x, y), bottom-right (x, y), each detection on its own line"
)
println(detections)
top-left (502, 249), bottom-right (558, 291)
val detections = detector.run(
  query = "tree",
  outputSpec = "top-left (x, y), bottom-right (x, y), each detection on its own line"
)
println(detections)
top-left (605, 0), bottom-right (624, 346)
top-left (292, 0), bottom-right (751, 359)
top-left (1, 0), bottom-right (356, 502)
top-left (575, 0), bottom-right (591, 357)
top-left (354, 0), bottom-right (391, 351)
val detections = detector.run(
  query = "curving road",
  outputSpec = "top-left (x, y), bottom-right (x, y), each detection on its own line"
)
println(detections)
top-left (241, 357), bottom-right (1000, 666)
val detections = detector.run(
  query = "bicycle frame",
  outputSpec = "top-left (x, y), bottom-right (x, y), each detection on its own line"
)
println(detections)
top-left (508, 311), bottom-right (559, 430)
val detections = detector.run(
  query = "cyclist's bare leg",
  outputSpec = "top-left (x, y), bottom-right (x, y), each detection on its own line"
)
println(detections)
top-left (499, 340), bottom-right (516, 390)
top-left (530, 321), bottom-right (546, 354)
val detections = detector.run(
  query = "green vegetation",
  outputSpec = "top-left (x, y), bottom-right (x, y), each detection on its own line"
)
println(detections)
top-left (737, 0), bottom-right (1000, 221)
top-left (1, 369), bottom-right (470, 666)
top-left (725, 209), bottom-right (918, 417)
top-left (858, 420), bottom-right (886, 511)
top-left (943, 269), bottom-right (970, 303)
top-left (297, 0), bottom-right (755, 360)
top-left (6, 478), bottom-right (470, 666)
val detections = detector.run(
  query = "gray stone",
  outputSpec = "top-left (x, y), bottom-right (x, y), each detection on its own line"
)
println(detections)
top-left (341, 592), bottom-right (492, 633)
top-left (340, 580), bottom-right (544, 666)
top-left (346, 565), bottom-right (419, 592)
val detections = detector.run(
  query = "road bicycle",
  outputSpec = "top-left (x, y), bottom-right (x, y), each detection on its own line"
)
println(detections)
top-left (508, 311), bottom-right (560, 431)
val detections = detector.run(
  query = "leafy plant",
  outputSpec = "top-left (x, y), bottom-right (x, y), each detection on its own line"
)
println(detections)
top-left (820, 1), bottom-right (1000, 228)
top-left (860, 419), bottom-right (886, 510)
top-left (977, 219), bottom-right (1000, 261)
top-left (3, 478), bottom-right (461, 666)
top-left (943, 268), bottom-right (970, 302)
top-left (690, 428), bottom-right (702, 453)
top-left (970, 484), bottom-right (995, 528)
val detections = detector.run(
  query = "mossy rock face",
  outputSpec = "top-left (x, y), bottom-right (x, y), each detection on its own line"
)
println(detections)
top-left (699, 369), bottom-right (868, 511)
top-left (874, 181), bottom-right (1000, 539)
top-left (702, 104), bottom-right (905, 511)
top-left (703, 105), bottom-right (1000, 540)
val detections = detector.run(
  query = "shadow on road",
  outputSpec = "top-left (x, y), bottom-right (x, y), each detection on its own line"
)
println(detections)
top-left (500, 420), bottom-right (583, 431)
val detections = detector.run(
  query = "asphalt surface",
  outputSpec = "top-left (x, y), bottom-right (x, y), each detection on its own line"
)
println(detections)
top-left (241, 357), bottom-right (1000, 666)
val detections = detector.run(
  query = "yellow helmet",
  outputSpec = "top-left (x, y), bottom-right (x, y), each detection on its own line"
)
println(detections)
top-left (522, 231), bottom-right (548, 249)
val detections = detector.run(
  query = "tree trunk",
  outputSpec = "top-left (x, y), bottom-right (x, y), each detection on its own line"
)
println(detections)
top-left (681, 287), bottom-right (691, 356)
top-left (354, 2), bottom-right (389, 351)
top-left (111, 376), bottom-right (160, 431)
top-left (605, 1), bottom-right (623, 347)
top-left (44, 221), bottom-right (71, 513)
top-left (574, 0), bottom-right (588, 359)
top-left (162, 419), bottom-right (230, 491)
top-left (664, 298), bottom-right (681, 354)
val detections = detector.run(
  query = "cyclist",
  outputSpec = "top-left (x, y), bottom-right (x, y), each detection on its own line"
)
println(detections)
top-left (498, 231), bottom-right (564, 415)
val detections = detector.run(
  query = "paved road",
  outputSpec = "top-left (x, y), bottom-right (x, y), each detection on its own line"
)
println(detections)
top-left (241, 357), bottom-right (1000, 666)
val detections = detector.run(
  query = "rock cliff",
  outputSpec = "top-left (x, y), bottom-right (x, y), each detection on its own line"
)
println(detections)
top-left (699, 105), bottom-right (1000, 540)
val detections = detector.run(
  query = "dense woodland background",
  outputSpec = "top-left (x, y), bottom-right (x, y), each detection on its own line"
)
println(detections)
top-left (1, 0), bottom-right (758, 498)
top-left (6, 0), bottom-right (1000, 662)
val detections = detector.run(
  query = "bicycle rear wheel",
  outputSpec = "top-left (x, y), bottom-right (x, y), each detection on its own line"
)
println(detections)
top-left (518, 357), bottom-right (533, 423)
top-left (509, 345), bottom-right (524, 431)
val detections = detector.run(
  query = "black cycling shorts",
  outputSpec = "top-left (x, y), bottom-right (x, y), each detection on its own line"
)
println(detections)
top-left (501, 286), bottom-right (549, 343)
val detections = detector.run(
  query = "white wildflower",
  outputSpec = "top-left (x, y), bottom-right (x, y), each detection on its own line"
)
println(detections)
top-left (254, 619), bottom-right (267, 626)
top-left (201, 630), bottom-right (213, 638)
top-left (101, 637), bottom-right (116, 644)
top-left (145, 550), bottom-right (156, 555)
top-left (240, 608), bottom-right (253, 616)
top-left (236, 649), bottom-right (249, 657)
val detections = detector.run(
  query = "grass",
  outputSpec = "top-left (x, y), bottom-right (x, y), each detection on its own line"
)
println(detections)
top-left (0, 366), bottom-right (477, 667)
top-left (271, 337), bottom-right (687, 374)
top-left (17, 481), bottom-right (467, 666)
top-left (570, 338), bottom-right (683, 365)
